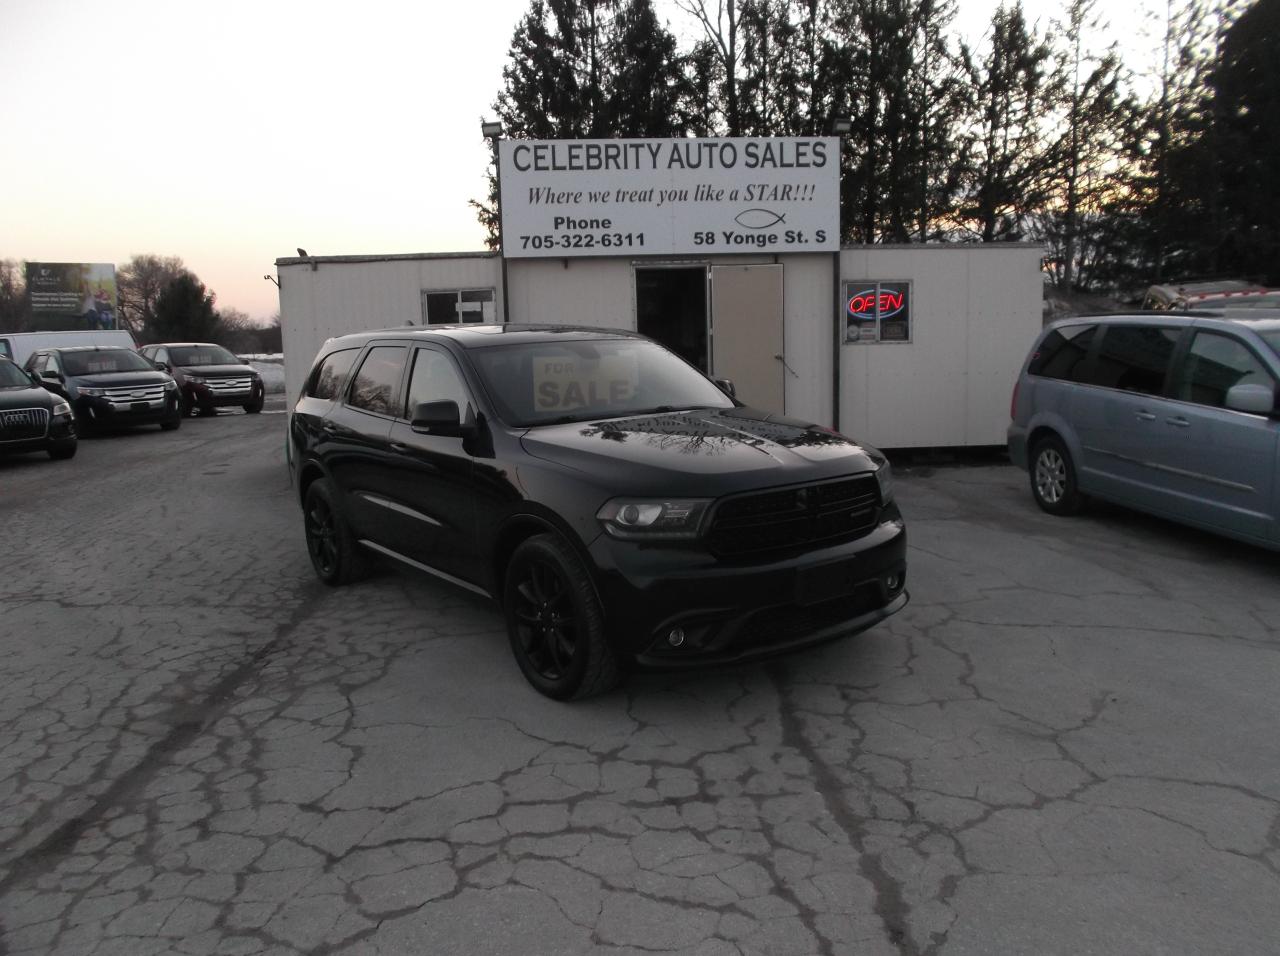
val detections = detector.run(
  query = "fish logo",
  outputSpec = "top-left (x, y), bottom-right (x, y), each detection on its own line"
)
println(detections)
top-left (734, 208), bottom-right (785, 230)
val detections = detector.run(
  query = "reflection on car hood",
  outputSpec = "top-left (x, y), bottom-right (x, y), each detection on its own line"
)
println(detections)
top-left (519, 406), bottom-right (880, 488)
top-left (0, 384), bottom-right (57, 409)
top-left (177, 363), bottom-right (255, 376)
top-left (74, 371), bottom-right (171, 388)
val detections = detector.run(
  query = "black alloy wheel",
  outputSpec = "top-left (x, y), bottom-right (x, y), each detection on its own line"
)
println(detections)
top-left (503, 534), bottom-right (618, 700)
top-left (303, 478), bottom-right (367, 585)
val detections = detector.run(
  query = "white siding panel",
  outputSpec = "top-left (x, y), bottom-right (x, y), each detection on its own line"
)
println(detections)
top-left (781, 254), bottom-right (835, 423)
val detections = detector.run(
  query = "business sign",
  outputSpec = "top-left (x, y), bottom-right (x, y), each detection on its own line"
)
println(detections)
top-left (25, 263), bottom-right (118, 331)
top-left (498, 137), bottom-right (839, 259)
top-left (844, 280), bottom-right (911, 343)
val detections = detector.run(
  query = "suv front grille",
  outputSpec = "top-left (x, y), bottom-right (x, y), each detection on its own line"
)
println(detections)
top-left (707, 474), bottom-right (880, 557)
top-left (205, 377), bottom-right (254, 395)
top-left (0, 407), bottom-right (51, 441)
top-left (101, 384), bottom-right (167, 407)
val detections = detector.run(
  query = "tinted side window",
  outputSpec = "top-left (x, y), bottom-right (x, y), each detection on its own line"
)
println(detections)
top-left (347, 346), bottom-right (407, 416)
top-left (1028, 325), bottom-right (1097, 381)
top-left (1174, 333), bottom-right (1276, 409)
top-left (1085, 325), bottom-right (1180, 395)
top-left (404, 348), bottom-right (472, 419)
top-left (307, 348), bottom-right (360, 401)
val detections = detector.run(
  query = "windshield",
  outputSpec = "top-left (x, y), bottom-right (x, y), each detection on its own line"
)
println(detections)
top-left (62, 349), bottom-right (154, 376)
top-left (469, 338), bottom-right (734, 427)
top-left (171, 345), bottom-right (239, 366)
top-left (0, 359), bottom-right (32, 388)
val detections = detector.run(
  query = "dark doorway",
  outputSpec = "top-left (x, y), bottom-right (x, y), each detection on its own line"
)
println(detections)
top-left (635, 267), bottom-right (708, 371)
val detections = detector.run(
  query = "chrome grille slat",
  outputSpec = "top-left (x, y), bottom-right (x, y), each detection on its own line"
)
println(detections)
top-left (204, 377), bottom-right (254, 394)
top-left (0, 406), bottom-right (51, 441)
top-left (99, 384), bottom-right (168, 409)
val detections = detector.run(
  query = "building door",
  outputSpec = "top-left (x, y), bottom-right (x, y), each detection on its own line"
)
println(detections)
top-left (711, 264), bottom-right (784, 412)
top-left (635, 266), bottom-right (708, 371)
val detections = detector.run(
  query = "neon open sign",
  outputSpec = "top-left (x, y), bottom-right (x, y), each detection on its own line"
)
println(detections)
top-left (846, 288), bottom-right (907, 321)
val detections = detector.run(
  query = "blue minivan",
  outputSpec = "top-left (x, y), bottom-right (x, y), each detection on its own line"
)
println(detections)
top-left (1008, 313), bottom-right (1280, 549)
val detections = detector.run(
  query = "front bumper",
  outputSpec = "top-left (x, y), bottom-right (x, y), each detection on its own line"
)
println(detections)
top-left (589, 505), bottom-right (909, 667)
top-left (74, 392), bottom-right (180, 427)
top-left (0, 412), bottom-right (76, 455)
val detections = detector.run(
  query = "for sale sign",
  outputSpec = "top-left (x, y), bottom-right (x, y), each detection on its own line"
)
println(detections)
top-left (499, 138), bottom-right (839, 259)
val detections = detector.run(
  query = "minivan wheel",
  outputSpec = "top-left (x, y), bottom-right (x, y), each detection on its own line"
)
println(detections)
top-left (303, 478), bottom-right (368, 585)
top-left (503, 534), bottom-right (619, 700)
top-left (1030, 436), bottom-right (1084, 516)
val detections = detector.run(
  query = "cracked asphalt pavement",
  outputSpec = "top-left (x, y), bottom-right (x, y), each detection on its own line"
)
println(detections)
top-left (2, 409), bottom-right (1279, 954)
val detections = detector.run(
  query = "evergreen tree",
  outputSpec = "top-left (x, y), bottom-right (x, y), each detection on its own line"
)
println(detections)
top-left (956, 3), bottom-right (1060, 242)
top-left (152, 273), bottom-right (219, 344)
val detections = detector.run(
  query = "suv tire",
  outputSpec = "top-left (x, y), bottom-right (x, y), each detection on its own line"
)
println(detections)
top-left (503, 533), bottom-right (619, 700)
top-left (303, 478), bottom-right (368, 585)
top-left (1030, 436), bottom-right (1084, 516)
top-left (244, 397), bottom-right (264, 414)
top-left (48, 440), bottom-right (77, 460)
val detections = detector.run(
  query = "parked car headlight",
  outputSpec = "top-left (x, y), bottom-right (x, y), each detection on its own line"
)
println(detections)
top-left (163, 379), bottom-right (179, 391)
top-left (874, 462), bottom-right (894, 505)
top-left (78, 387), bottom-right (106, 397)
top-left (185, 375), bottom-right (206, 385)
top-left (597, 498), bottom-right (711, 540)
top-left (52, 401), bottom-right (71, 416)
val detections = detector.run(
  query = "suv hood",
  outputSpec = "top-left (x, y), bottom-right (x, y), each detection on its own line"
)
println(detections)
top-left (519, 406), bottom-right (881, 491)
top-left (177, 363), bottom-right (255, 377)
top-left (74, 370), bottom-right (171, 388)
top-left (0, 384), bottom-right (57, 409)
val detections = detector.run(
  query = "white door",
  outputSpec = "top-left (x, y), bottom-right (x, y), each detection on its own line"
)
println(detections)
top-left (710, 264), bottom-right (785, 412)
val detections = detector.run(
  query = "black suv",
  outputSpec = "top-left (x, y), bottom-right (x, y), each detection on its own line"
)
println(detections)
top-left (289, 325), bottom-right (907, 699)
top-left (25, 346), bottom-right (182, 432)
top-left (140, 343), bottom-right (264, 416)
top-left (0, 356), bottom-right (77, 460)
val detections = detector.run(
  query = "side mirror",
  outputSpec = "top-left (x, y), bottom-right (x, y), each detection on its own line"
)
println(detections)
top-left (1224, 382), bottom-right (1275, 415)
top-left (713, 377), bottom-right (736, 399)
top-left (154, 360), bottom-right (171, 372)
top-left (411, 400), bottom-right (470, 437)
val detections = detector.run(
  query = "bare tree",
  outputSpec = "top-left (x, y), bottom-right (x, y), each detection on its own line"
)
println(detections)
top-left (674, 0), bottom-right (743, 134)
top-left (118, 255), bottom-right (187, 339)
top-left (0, 259), bottom-right (28, 332)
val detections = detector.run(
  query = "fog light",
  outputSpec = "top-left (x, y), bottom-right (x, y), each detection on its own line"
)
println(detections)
top-left (667, 627), bottom-right (685, 648)
top-left (886, 574), bottom-right (901, 592)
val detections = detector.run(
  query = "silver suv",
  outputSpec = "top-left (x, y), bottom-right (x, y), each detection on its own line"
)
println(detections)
top-left (1008, 313), bottom-right (1280, 549)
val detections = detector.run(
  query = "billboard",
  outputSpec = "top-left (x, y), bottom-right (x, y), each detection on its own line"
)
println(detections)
top-left (25, 263), bottom-right (118, 331)
top-left (498, 137), bottom-right (839, 259)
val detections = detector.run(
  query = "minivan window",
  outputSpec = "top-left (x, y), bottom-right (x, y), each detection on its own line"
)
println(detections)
top-left (1087, 325), bottom-right (1180, 395)
top-left (307, 348), bottom-right (359, 401)
top-left (347, 346), bottom-right (407, 416)
top-left (1028, 324), bottom-right (1097, 381)
top-left (1174, 332), bottom-right (1276, 409)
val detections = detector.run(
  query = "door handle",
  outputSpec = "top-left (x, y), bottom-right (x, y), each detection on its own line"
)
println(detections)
top-left (321, 421), bottom-right (339, 433)
top-left (389, 441), bottom-right (409, 453)
top-left (1135, 411), bottom-right (1156, 421)
top-left (1166, 416), bottom-right (1190, 428)
top-left (773, 354), bottom-right (800, 379)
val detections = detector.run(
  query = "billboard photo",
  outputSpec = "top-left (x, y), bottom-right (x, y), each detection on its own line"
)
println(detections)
top-left (25, 262), bottom-right (118, 331)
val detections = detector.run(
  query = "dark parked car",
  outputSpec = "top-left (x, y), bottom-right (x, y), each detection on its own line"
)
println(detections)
top-left (289, 325), bottom-right (907, 700)
top-left (25, 346), bottom-right (182, 433)
top-left (0, 356), bottom-right (76, 460)
top-left (139, 343), bottom-right (265, 416)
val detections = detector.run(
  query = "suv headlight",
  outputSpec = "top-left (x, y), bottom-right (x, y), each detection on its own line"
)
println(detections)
top-left (185, 375), bottom-right (206, 385)
top-left (52, 401), bottom-right (71, 416)
top-left (79, 387), bottom-right (106, 397)
top-left (874, 462), bottom-right (894, 505)
top-left (597, 498), bottom-right (711, 540)
top-left (163, 379), bottom-right (179, 391)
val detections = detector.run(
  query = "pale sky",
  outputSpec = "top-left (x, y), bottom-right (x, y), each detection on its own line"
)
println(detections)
top-left (1, 0), bottom-right (1157, 322)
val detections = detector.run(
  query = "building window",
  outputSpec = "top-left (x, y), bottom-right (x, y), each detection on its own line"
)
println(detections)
top-left (421, 288), bottom-right (495, 325)
top-left (843, 281), bottom-right (911, 344)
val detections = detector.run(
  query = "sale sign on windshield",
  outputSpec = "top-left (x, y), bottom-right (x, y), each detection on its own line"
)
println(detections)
top-left (499, 138), bottom-right (839, 259)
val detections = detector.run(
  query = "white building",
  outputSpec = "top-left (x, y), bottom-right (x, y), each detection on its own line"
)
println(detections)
top-left (275, 242), bottom-right (1043, 449)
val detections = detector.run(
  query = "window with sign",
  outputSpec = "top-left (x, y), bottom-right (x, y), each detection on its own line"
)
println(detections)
top-left (421, 288), bottom-right (495, 325)
top-left (843, 281), bottom-right (911, 344)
